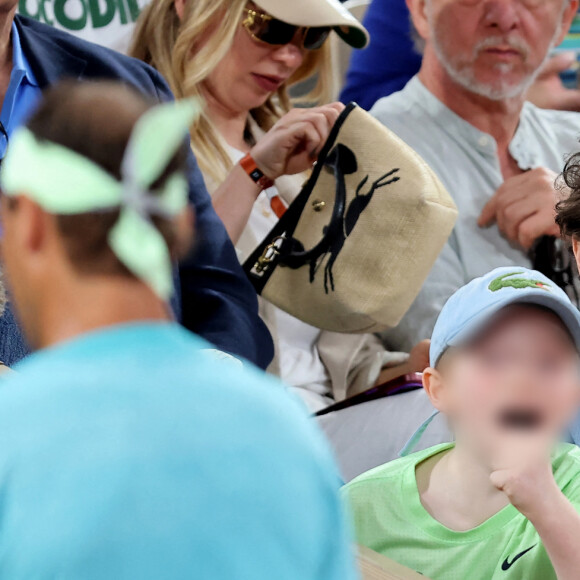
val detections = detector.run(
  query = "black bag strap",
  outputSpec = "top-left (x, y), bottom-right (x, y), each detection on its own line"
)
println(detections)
top-left (244, 103), bottom-right (358, 292)
top-left (282, 143), bottom-right (353, 268)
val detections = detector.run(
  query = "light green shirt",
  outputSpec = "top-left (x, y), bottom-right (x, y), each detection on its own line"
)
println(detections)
top-left (343, 442), bottom-right (580, 580)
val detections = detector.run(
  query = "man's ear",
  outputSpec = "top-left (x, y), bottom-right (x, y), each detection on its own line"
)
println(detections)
top-left (23, 197), bottom-right (46, 254)
top-left (423, 366), bottom-right (449, 413)
top-left (555, 0), bottom-right (579, 47)
top-left (406, 0), bottom-right (430, 41)
top-left (9, 196), bottom-right (50, 259)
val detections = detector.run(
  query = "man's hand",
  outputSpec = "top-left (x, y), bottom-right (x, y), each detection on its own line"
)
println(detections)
top-left (478, 168), bottom-right (560, 250)
top-left (526, 52), bottom-right (580, 112)
top-left (489, 431), bottom-right (559, 519)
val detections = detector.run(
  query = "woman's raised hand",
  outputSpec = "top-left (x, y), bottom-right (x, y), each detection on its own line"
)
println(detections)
top-left (251, 102), bottom-right (345, 180)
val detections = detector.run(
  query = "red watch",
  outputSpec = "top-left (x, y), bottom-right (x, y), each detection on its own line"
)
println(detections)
top-left (239, 153), bottom-right (275, 191)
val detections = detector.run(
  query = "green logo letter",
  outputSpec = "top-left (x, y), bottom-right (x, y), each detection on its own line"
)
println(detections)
top-left (88, 0), bottom-right (115, 28)
top-left (54, 0), bottom-right (87, 30)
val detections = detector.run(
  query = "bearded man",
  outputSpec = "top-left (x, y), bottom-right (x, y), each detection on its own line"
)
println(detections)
top-left (372, 0), bottom-right (580, 351)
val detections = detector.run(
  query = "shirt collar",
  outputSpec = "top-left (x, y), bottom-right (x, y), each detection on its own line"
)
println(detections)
top-left (408, 76), bottom-right (498, 156)
top-left (509, 102), bottom-right (540, 170)
top-left (11, 22), bottom-right (38, 88)
top-left (407, 76), bottom-right (540, 169)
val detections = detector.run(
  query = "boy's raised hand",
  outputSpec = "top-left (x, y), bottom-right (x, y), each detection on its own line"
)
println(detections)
top-left (489, 429), bottom-right (580, 580)
top-left (489, 430), bottom-right (560, 519)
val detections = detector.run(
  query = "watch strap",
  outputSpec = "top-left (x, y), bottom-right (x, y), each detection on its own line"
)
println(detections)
top-left (239, 153), bottom-right (274, 191)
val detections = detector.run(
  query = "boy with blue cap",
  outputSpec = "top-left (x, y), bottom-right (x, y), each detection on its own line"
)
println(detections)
top-left (344, 266), bottom-right (580, 580)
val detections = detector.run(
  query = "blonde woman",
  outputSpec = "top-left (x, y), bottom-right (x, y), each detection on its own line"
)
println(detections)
top-left (131, 0), bottom-right (431, 412)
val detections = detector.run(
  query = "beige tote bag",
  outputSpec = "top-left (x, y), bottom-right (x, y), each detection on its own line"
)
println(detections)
top-left (244, 103), bottom-right (457, 334)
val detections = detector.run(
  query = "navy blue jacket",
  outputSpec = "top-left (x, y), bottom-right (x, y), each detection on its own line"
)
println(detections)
top-left (5, 15), bottom-right (274, 369)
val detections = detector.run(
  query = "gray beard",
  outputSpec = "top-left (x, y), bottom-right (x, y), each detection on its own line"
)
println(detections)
top-left (432, 39), bottom-right (544, 101)
top-left (428, 14), bottom-right (563, 101)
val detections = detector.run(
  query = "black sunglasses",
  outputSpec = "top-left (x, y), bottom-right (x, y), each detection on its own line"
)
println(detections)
top-left (242, 7), bottom-right (331, 51)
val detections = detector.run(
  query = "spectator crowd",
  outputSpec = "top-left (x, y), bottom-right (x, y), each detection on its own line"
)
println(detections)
top-left (0, 0), bottom-right (579, 578)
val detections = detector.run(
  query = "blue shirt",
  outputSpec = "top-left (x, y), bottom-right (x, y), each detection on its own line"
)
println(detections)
top-left (2, 23), bottom-right (41, 144)
top-left (340, 0), bottom-right (420, 110)
top-left (0, 322), bottom-right (357, 579)
top-left (0, 23), bottom-right (42, 367)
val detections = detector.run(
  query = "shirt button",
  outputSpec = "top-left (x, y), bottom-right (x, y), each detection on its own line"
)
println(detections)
top-left (478, 136), bottom-right (489, 147)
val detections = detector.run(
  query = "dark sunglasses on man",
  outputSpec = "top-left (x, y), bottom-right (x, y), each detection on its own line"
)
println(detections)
top-left (243, 6), bottom-right (331, 51)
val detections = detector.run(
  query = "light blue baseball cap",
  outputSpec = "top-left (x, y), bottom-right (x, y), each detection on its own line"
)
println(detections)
top-left (430, 266), bottom-right (580, 367)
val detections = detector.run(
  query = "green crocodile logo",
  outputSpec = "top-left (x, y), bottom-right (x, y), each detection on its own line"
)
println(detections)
top-left (488, 272), bottom-right (551, 293)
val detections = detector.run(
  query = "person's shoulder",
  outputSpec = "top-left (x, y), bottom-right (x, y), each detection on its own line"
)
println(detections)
top-left (21, 323), bottom-right (321, 437)
top-left (548, 443), bottom-right (580, 505)
top-left (344, 443), bottom-right (452, 495)
top-left (370, 77), bottom-right (424, 120)
top-left (522, 101), bottom-right (580, 134)
top-left (143, 328), bottom-right (347, 487)
top-left (0, 325), bottom-right (337, 472)
top-left (343, 459), bottom-right (406, 502)
top-left (553, 443), bottom-right (580, 486)
top-left (370, 78), bottom-right (438, 144)
top-left (370, 88), bottom-right (415, 120)
top-left (16, 15), bottom-right (169, 98)
top-left (521, 102), bottom-right (580, 160)
top-left (523, 100), bottom-right (580, 120)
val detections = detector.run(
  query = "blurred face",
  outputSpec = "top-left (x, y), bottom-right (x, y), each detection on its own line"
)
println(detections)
top-left (414, 0), bottom-right (576, 100)
top-left (433, 305), bottom-right (580, 454)
top-left (203, 5), bottom-right (307, 115)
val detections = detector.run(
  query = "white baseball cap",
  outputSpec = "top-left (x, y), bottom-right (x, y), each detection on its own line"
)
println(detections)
top-left (254, 0), bottom-right (370, 49)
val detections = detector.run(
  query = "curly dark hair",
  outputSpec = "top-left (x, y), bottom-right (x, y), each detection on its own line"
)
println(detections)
top-left (556, 152), bottom-right (580, 239)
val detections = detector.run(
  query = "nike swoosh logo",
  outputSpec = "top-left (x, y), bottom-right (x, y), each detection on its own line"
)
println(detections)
top-left (501, 544), bottom-right (537, 571)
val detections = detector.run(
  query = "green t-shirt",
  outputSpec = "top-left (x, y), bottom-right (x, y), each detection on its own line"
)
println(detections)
top-left (343, 442), bottom-right (580, 580)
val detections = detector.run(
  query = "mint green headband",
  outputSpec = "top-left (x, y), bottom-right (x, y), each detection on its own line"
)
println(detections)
top-left (0, 99), bottom-right (201, 300)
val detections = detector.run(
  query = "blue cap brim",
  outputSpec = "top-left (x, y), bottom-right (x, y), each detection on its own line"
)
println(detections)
top-left (433, 291), bottom-right (580, 366)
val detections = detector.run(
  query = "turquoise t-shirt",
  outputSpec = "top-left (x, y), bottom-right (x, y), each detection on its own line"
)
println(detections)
top-left (343, 443), bottom-right (580, 580)
top-left (0, 322), bottom-right (357, 579)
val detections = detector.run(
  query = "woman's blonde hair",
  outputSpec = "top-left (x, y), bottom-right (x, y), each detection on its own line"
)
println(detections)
top-left (130, 0), bottom-right (333, 186)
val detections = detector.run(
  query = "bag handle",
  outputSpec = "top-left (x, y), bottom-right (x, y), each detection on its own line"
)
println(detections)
top-left (244, 103), bottom-right (358, 289)
top-left (281, 143), bottom-right (354, 268)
